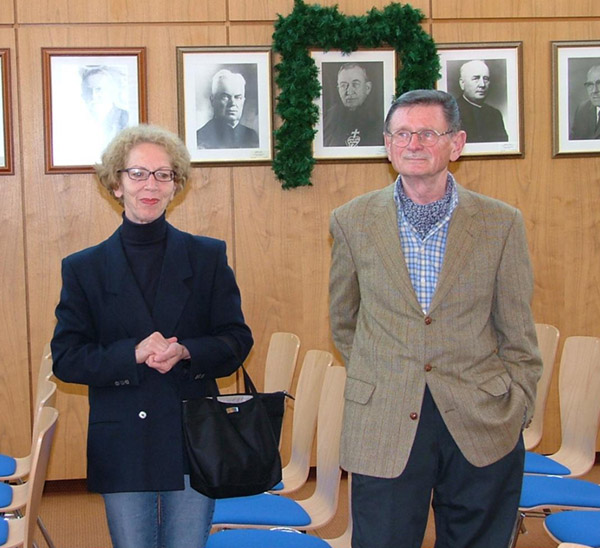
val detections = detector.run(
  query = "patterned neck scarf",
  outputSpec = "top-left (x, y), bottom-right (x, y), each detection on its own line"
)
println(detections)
top-left (396, 176), bottom-right (454, 240)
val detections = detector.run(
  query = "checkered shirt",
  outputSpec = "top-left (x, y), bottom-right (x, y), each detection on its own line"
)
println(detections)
top-left (393, 174), bottom-right (459, 314)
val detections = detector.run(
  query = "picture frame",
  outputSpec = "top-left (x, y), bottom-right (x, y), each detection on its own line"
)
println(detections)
top-left (311, 49), bottom-right (396, 160)
top-left (177, 46), bottom-right (273, 165)
top-left (0, 49), bottom-right (13, 175)
top-left (42, 47), bottom-right (147, 173)
top-left (436, 42), bottom-right (523, 158)
top-left (552, 41), bottom-right (600, 156)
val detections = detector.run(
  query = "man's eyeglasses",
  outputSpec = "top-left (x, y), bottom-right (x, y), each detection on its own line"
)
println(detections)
top-left (118, 168), bottom-right (176, 182)
top-left (337, 81), bottom-right (364, 92)
top-left (386, 129), bottom-right (455, 148)
top-left (584, 79), bottom-right (600, 92)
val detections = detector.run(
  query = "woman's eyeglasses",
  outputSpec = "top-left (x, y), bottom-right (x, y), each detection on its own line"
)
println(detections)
top-left (118, 168), bottom-right (175, 182)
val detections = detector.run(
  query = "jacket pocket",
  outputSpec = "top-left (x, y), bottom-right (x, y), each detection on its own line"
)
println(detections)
top-left (477, 371), bottom-right (512, 397)
top-left (345, 377), bottom-right (375, 405)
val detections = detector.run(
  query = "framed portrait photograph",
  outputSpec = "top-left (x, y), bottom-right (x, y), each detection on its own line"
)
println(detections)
top-left (42, 47), bottom-right (147, 173)
top-left (552, 41), bottom-right (600, 156)
top-left (436, 42), bottom-right (523, 158)
top-left (311, 49), bottom-right (396, 160)
top-left (177, 46), bottom-right (273, 165)
top-left (0, 49), bottom-right (13, 175)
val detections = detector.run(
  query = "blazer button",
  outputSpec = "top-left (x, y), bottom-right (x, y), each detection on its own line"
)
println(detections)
top-left (138, 411), bottom-right (147, 419)
top-left (410, 412), bottom-right (418, 420)
top-left (424, 316), bottom-right (432, 325)
top-left (424, 364), bottom-right (432, 372)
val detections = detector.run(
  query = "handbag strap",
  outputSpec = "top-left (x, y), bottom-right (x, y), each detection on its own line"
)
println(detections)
top-left (241, 365), bottom-right (258, 394)
top-left (201, 364), bottom-right (258, 398)
top-left (201, 364), bottom-right (294, 399)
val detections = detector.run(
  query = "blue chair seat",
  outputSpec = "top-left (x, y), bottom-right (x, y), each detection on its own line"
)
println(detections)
top-left (0, 518), bottom-right (8, 545)
top-left (213, 493), bottom-right (311, 527)
top-left (524, 452), bottom-right (570, 476)
top-left (0, 455), bottom-right (16, 477)
top-left (207, 529), bottom-right (331, 548)
top-left (0, 482), bottom-right (13, 507)
top-left (521, 475), bottom-right (600, 509)
top-left (545, 510), bottom-right (600, 547)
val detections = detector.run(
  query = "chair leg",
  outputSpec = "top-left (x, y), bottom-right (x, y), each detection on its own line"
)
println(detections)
top-left (507, 511), bottom-right (525, 548)
top-left (37, 515), bottom-right (57, 548)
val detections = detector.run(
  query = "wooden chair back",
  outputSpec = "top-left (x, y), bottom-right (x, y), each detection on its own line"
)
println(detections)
top-left (553, 336), bottom-right (600, 476)
top-left (297, 364), bottom-right (346, 529)
top-left (32, 381), bottom-right (57, 442)
top-left (277, 349), bottom-right (332, 494)
top-left (38, 342), bottom-right (53, 383)
top-left (523, 323), bottom-right (559, 450)
top-left (263, 332), bottom-right (300, 393)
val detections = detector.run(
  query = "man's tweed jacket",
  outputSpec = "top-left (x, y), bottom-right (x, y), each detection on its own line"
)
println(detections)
top-left (329, 182), bottom-right (542, 478)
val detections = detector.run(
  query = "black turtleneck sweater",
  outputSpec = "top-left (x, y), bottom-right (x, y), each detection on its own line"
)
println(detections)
top-left (120, 213), bottom-right (168, 313)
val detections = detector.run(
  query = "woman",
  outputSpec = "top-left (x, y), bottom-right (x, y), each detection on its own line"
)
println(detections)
top-left (51, 124), bottom-right (253, 548)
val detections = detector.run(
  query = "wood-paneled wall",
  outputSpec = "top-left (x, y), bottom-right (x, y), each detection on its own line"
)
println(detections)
top-left (1, 0), bottom-right (598, 479)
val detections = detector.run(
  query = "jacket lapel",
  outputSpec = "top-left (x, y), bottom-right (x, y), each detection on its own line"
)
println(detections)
top-left (428, 185), bottom-right (478, 313)
top-left (151, 225), bottom-right (192, 336)
top-left (105, 230), bottom-right (156, 337)
top-left (367, 185), bottom-right (423, 314)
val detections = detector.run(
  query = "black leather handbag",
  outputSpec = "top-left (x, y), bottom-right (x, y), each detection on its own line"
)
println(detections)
top-left (182, 366), bottom-right (290, 499)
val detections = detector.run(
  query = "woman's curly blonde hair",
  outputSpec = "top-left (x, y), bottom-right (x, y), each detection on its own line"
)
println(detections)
top-left (95, 124), bottom-right (191, 205)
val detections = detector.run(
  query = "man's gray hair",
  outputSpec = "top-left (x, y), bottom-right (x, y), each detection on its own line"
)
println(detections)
top-left (384, 89), bottom-right (461, 134)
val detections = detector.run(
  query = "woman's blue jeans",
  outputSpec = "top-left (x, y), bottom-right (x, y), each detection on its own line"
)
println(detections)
top-left (102, 475), bottom-right (215, 548)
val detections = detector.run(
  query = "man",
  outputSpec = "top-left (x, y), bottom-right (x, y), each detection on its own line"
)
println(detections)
top-left (323, 63), bottom-right (384, 147)
top-left (329, 89), bottom-right (541, 548)
top-left (456, 59), bottom-right (508, 143)
top-left (570, 64), bottom-right (600, 140)
top-left (79, 65), bottom-right (130, 161)
top-left (196, 69), bottom-right (259, 149)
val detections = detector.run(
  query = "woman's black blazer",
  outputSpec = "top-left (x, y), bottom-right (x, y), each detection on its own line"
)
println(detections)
top-left (51, 222), bottom-right (253, 493)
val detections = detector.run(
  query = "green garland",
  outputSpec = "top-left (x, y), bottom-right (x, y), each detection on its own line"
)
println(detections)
top-left (272, 0), bottom-right (440, 189)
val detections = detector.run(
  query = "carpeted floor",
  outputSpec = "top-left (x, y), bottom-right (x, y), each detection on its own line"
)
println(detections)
top-left (33, 465), bottom-right (600, 547)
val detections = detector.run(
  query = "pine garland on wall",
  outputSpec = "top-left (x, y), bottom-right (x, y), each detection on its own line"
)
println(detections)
top-left (272, 0), bottom-right (440, 189)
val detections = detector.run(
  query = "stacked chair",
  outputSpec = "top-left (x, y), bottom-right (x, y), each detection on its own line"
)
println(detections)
top-left (263, 332), bottom-right (301, 394)
top-left (524, 334), bottom-right (600, 477)
top-left (523, 323), bottom-right (560, 451)
top-left (262, 331), bottom-right (300, 458)
top-left (271, 349), bottom-right (332, 495)
top-left (511, 335), bottom-right (600, 548)
top-left (0, 345), bottom-right (56, 483)
top-left (0, 406), bottom-right (58, 548)
top-left (207, 364), bottom-right (347, 547)
top-left (0, 345), bottom-right (59, 548)
top-left (207, 475), bottom-right (352, 548)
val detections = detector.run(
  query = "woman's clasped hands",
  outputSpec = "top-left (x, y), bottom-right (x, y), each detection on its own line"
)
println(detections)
top-left (135, 331), bottom-right (191, 374)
